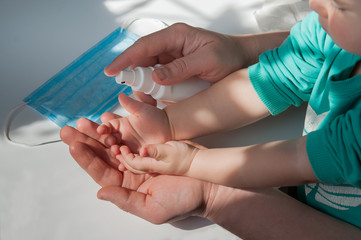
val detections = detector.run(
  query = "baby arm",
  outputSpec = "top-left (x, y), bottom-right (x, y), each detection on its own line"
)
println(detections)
top-left (97, 68), bottom-right (270, 153)
top-left (120, 136), bottom-right (318, 188)
top-left (164, 68), bottom-right (270, 140)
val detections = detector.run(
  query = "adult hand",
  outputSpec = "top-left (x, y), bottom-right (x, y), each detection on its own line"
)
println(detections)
top-left (105, 23), bottom-right (245, 85)
top-left (60, 117), bottom-right (361, 239)
top-left (105, 24), bottom-right (290, 104)
top-left (60, 116), bottom-right (210, 224)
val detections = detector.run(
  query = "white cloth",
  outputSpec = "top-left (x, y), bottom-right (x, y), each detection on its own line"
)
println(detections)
top-left (254, 0), bottom-right (311, 32)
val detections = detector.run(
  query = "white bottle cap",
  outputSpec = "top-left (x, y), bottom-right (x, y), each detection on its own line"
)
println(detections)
top-left (115, 70), bottom-right (136, 85)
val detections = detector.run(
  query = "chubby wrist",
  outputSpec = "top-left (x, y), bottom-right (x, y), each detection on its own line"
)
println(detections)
top-left (183, 147), bottom-right (201, 177)
top-left (163, 107), bottom-right (176, 140)
top-left (199, 181), bottom-right (219, 219)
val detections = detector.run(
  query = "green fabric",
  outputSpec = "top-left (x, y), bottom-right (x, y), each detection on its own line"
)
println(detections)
top-left (249, 11), bottom-right (361, 228)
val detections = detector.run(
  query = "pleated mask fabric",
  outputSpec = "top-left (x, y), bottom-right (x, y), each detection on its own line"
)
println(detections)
top-left (23, 27), bottom-right (138, 128)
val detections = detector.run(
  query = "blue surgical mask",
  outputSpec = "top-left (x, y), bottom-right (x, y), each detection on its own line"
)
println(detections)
top-left (5, 19), bottom-right (168, 147)
top-left (23, 27), bottom-right (138, 128)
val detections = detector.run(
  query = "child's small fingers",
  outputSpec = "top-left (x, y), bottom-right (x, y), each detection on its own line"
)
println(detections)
top-left (114, 154), bottom-right (127, 172)
top-left (103, 132), bottom-right (122, 147)
top-left (98, 119), bottom-right (122, 134)
top-left (110, 145), bottom-right (120, 156)
top-left (143, 143), bottom-right (172, 160)
top-left (142, 144), bottom-right (158, 159)
top-left (113, 133), bottom-right (122, 144)
top-left (118, 145), bottom-right (162, 174)
top-left (125, 153), bottom-right (164, 174)
top-left (97, 123), bottom-right (111, 135)
top-left (101, 112), bottom-right (120, 122)
top-left (115, 155), bottom-right (131, 172)
top-left (118, 163), bottom-right (127, 172)
top-left (103, 135), bottom-right (116, 147)
top-left (118, 154), bottom-right (147, 174)
top-left (139, 145), bottom-right (149, 157)
top-left (119, 145), bottom-right (131, 155)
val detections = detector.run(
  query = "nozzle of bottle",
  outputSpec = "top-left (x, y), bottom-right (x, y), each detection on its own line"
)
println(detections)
top-left (115, 66), bottom-right (211, 103)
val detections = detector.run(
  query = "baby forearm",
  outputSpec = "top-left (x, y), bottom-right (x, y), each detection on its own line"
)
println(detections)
top-left (186, 136), bottom-right (317, 188)
top-left (164, 68), bottom-right (270, 140)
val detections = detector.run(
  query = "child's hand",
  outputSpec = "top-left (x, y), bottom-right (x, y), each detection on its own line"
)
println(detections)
top-left (118, 141), bottom-right (199, 175)
top-left (96, 93), bottom-right (173, 154)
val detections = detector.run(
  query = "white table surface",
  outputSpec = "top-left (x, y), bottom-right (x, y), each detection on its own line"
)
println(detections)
top-left (0, 0), bottom-right (306, 239)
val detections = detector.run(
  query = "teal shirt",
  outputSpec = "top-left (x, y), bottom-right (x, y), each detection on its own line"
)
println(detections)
top-left (249, 12), bottom-right (361, 228)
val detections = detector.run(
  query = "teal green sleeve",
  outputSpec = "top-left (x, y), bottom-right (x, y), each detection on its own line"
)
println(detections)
top-left (307, 107), bottom-right (361, 187)
top-left (249, 12), bottom-right (326, 115)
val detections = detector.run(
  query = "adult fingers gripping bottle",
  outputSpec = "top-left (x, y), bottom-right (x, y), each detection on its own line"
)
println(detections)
top-left (116, 66), bottom-right (211, 103)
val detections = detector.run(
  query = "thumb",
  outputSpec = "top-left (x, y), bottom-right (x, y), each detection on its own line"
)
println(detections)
top-left (118, 93), bottom-right (149, 115)
top-left (153, 54), bottom-right (204, 85)
top-left (97, 186), bottom-right (170, 224)
top-left (142, 143), bottom-right (171, 160)
top-left (98, 186), bottom-right (147, 216)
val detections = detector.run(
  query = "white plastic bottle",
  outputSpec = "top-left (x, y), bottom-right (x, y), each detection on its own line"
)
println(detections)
top-left (115, 66), bottom-right (211, 103)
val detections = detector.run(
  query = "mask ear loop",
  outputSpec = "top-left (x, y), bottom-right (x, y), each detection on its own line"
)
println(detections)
top-left (4, 102), bottom-right (61, 147)
top-left (120, 18), bottom-right (139, 33)
top-left (120, 18), bottom-right (169, 33)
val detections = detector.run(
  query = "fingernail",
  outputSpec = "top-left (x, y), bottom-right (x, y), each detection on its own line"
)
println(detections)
top-left (104, 65), bottom-right (113, 76)
top-left (154, 67), bottom-right (169, 81)
top-left (104, 136), bottom-right (116, 147)
top-left (97, 191), bottom-right (106, 200)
